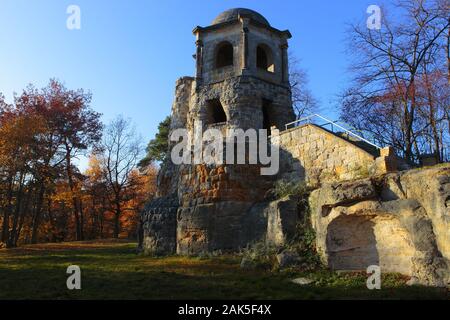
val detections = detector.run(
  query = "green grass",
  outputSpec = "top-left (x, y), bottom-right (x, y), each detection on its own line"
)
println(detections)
top-left (0, 240), bottom-right (448, 300)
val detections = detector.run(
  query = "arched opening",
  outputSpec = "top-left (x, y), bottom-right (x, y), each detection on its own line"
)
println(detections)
top-left (206, 99), bottom-right (227, 125)
top-left (215, 42), bottom-right (234, 68)
top-left (257, 44), bottom-right (274, 72)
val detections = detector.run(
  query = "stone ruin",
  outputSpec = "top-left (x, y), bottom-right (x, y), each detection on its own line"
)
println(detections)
top-left (140, 8), bottom-right (449, 287)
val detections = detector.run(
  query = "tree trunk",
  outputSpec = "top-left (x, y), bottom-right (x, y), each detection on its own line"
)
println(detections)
top-left (447, 26), bottom-right (449, 84)
top-left (15, 187), bottom-right (32, 247)
top-left (100, 196), bottom-right (106, 238)
top-left (404, 77), bottom-right (417, 164)
top-left (137, 217), bottom-right (144, 249)
top-left (423, 62), bottom-right (442, 163)
top-left (7, 172), bottom-right (25, 248)
top-left (79, 197), bottom-right (84, 239)
top-left (66, 151), bottom-right (84, 241)
top-left (113, 200), bottom-right (121, 239)
top-left (31, 184), bottom-right (45, 244)
top-left (2, 175), bottom-right (14, 243)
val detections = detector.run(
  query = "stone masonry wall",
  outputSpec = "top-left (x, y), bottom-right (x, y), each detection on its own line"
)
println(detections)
top-left (199, 23), bottom-right (286, 86)
top-left (273, 123), bottom-right (379, 185)
top-left (189, 76), bottom-right (294, 133)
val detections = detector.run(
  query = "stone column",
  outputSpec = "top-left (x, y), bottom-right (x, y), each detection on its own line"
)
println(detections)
top-left (280, 43), bottom-right (289, 84)
top-left (195, 40), bottom-right (203, 80)
top-left (240, 17), bottom-right (250, 74)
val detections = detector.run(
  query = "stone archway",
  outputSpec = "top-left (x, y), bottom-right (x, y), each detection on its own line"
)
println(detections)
top-left (206, 99), bottom-right (227, 125)
top-left (256, 44), bottom-right (275, 72)
top-left (215, 42), bottom-right (234, 68)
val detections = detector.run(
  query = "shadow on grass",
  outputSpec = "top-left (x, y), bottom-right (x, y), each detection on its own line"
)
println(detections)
top-left (0, 242), bottom-right (448, 300)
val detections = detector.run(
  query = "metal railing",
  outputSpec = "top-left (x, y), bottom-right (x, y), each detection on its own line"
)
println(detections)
top-left (284, 113), bottom-right (382, 149)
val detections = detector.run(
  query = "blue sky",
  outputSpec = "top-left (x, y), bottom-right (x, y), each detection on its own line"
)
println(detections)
top-left (0, 0), bottom-right (388, 167)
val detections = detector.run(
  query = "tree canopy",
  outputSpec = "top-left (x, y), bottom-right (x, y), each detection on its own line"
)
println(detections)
top-left (139, 116), bottom-right (171, 167)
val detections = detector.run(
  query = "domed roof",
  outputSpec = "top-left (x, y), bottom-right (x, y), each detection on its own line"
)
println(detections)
top-left (212, 8), bottom-right (270, 26)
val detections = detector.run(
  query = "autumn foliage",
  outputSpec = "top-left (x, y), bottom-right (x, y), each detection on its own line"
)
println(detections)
top-left (0, 80), bottom-right (157, 247)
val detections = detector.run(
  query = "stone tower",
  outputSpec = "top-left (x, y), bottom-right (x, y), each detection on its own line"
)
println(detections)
top-left (191, 8), bottom-right (295, 134)
top-left (141, 8), bottom-right (295, 255)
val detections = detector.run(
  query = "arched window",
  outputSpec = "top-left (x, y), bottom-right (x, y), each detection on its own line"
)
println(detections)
top-left (215, 42), bottom-right (234, 68)
top-left (206, 99), bottom-right (227, 124)
top-left (257, 44), bottom-right (275, 72)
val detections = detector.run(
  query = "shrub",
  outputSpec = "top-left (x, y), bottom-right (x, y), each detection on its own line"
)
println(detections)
top-left (271, 179), bottom-right (309, 199)
top-left (352, 164), bottom-right (370, 179)
top-left (283, 193), bottom-right (323, 270)
top-left (241, 182), bottom-right (323, 271)
top-left (239, 241), bottom-right (279, 271)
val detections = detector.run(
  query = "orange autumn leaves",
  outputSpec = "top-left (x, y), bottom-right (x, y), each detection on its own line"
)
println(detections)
top-left (0, 80), bottom-right (157, 247)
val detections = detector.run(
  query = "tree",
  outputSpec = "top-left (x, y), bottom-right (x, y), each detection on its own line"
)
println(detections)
top-left (97, 116), bottom-right (143, 238)
top-left (289, 54), bottom-right (319, 119)
top-left (0, 80), bottom-right (102, 246)
top-left (14, 79), bottom-right (102, 242)
top-left (0, 107), bottom-right (47, 247)
top-left (83, 155), bottom-right (109, 238)
top-left (340, 0), bottom-right (449, 163)
top-left (0, 82), bottom-right (156, 246)
top-left (119, 165), bottom-right (158, 238)
top-left (45, 80), bottom-right (102, 241)
top-left (138, 116), bottom-right (171, 167)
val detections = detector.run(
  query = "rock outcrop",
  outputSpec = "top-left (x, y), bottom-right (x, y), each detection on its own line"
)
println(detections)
top-left (265, 195), bottom-right (300, 246)
top-left (309, 165), bottom-right (450, 287)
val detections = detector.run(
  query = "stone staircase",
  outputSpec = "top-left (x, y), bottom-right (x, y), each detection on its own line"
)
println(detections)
top-left (285, 114), bottom-right (382, 158)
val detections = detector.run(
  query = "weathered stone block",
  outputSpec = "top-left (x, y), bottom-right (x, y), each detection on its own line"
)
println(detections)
top-left (266, 195), bottom-right (299, 246)
top-left (140, 195), bottom-right (179, 255)
top-left (309, 165), bottom-right (450, 287)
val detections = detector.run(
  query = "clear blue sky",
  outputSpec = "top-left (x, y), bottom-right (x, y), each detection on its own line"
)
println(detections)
top-left (0, 0), bottom-right (389, 167)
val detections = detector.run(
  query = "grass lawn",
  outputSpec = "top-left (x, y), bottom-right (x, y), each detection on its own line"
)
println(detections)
top-left (0, 240), bottom-right (448, 300)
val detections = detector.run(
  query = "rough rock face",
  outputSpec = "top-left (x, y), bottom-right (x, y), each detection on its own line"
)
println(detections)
top-left (177, 201), bottom-right (254, 254)
top-left (175, 163), bottom-right (275, 254)
top-left (140, 162), bottom-right (301, 255)
top-left (175, 170), bottom-right (303, 255)
top-left (309, 165), bottom-right (450, 287)
top-left (381, 167), bottom-right (450, 262)
top-left (140, 159), bottom-right (180, 255)
top-left (265, 195), bottom-right (299, 246)
top-left (140, 195), bottom-right (178, 255)
top-left (241, 195), bottom-right (301, 248)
